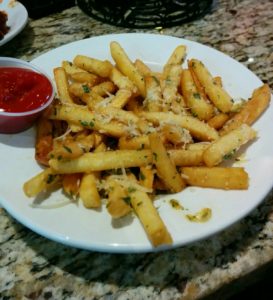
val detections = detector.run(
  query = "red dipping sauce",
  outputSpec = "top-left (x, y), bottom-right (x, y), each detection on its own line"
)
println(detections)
top-left (0, 67), bottom-right (53, 113)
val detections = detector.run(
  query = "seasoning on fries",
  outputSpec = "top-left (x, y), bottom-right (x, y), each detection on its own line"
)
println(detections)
top-left (23, 41), bottom-right (271, 247)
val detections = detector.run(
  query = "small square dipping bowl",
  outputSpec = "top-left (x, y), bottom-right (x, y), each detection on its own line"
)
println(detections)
top-left (0, 57), bottom-right (55, 134)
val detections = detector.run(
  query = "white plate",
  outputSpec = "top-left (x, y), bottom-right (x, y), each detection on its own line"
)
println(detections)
top-left (0, 33), bottom-right (273, 253)
top-left (0, 0), bottom-right (28, 46)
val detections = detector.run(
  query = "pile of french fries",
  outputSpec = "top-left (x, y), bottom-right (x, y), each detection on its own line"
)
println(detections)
top-left (23, 41), bottom-right (271, 247)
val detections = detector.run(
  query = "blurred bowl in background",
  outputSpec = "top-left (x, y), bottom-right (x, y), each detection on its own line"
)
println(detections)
top-left (0, 57), bottom-right (55, 134)
top-left (77, 0), bottom-right (213, 28)
top-left (19, 0), bottom-right (75, 19)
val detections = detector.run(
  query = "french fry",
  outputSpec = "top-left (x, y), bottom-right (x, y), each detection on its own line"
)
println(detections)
top-left (54, 67), bottom-right (76, 104)
top-left (94, 141), bottom-right (107, 152)
top-left (53, 67), bottom-right (82, 132)
top-left (62, 60), bottom-right (87, 75)
top-left (139, 166), bottom-right (154, 190)
top-left (68, 82), bottom-right (103, 106)
top-left (162, 64), bottom-right (185, 114)
top-left (181, 69), bottom-right (214, 121)
top-left (134, 59), bottom-right (153, 77)
top-left (110, 89), bottom-right (132, 108)
top-left (110, 67), bottom-right (137, 94)
top-left (168, 149), bottom-right (205, 166)
top-left (160, 123), bottom-right (193, 146)
top-left (143, 76), bottom-right (163, 112)
top-left (96, 106), bottom-right (139, 125)
top-left (79, 172), bottom-right (101, 208)
top-left (49, 150), bottom-right (153, 174)
top-left (62, 173), bottom-right (81, 197)
top-left (35, 116), bottom-right (53, 166)
top-left (188, 61), bottom-right (208, 101)
top-left (118, 135), bottom-right (150, 150)
top-left (92, 132), bottom-right (106, 148)
top-left (110, 41), bottom-right (146, 97)
top-left (220, 84), bottom-right (271, 135)
top-left (73, 55), bottom-right (113, 78)
top-left (79, 138), bottom-right (107, 208)
top-left (207, 113), bottom-right (230, 129)
top-left (181, 167), bottom-right (249, 190)
top-left (50, 133), bottom-right (94, 160)
top-left (163, 45), bottom-right (187, 78)
top-left (203, 124), bottom-right (256, 167)
top-left (70, 72), bottom-right (101, 86)
top-left (186, 142), bottom-right (211, 151)
top-left (149, 132), bottom-right (185, 193)
top-left (91, 81), bottom-right (116, 96)
top-left (106, 178), bottom-right (132, 218)
top-left (140, 111), bottom-right (219, 141)
top-left (189, 59), bottom-right (233, 113)
top-left (23, 168), bottom-right (60, 197)
top-left (49, 104), bottom-right (129, 138)
top-left (130, 189), bottom-right (173, 246)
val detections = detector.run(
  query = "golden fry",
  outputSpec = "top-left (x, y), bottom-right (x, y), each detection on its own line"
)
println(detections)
top-left (149, 132), bottom-right (185, 193)
top-left (182, 167), bottom-right (249, 190)
top-left (73, 55), bottom-right (113, 78)
top-left (110, 67), bottom-right (137, 94)
top-left (79, 173), bottom-right (101, 208)
top-left (62, 173), bottom-right (81, 197)
top-left (49, 150), bottom-right (153, 174)
top-left (110, 41), bottom-right (145, 97)
top-left (181, 69), bottom-right (214, 121)
top-left (130, 189), bottom-right (173, 246)
top-left (220, 84), bottom-right (271, 135)
top-left (203, 124), bottom-right (256, 167)
top-left (140, 111), bottom-right (219, 141)
top-left (189, 59), bottom-right (233, 113)
top-left (70, 72), bottom-right (101, 86)
top-left (106, 179), bottom-right (132, 218)
top-left (139, 166), bottom-right (154, 190)
top-left (207, 113), bottom-right (230, 129)
top-left (49, 104), bottom-right (129, 138)
top-left (134, 59), bottom-right (153, 77)
top-left (23, 168), bottom-right (60, 198)
top-left (143, 76), bottom-right (163, 112)
top-left (163, 45), bottom-right (187, 78)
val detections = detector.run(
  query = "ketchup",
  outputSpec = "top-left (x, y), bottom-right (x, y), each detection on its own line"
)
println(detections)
top-left (0, 67), bottom-right (53, 113)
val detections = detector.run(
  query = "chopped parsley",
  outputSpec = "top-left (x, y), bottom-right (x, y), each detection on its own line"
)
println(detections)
top-left (63, 145), bottom-right (72, 153)
top-left (46, 174), bottom-right (56, 184)
top-left (122, 196), bottom-right (131, 206)
top-left (127, 187), bottom-right (136, 193)
top-left (223, 149), bottom-right (236, 160)
top-left (89, 121), bottom-right (95, 128)
top-left (82, 85), bottom-right (90, 93)
top-left (139, 171), bottom-right (146, 181)
top-left (79, 120), bottom-right (95, 128)
top-left (193, 93), bottom-right (201, 99)
top-left (80, 120), bottom-right (88, 127)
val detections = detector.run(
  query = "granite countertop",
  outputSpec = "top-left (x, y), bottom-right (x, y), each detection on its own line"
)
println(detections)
top-left (1, 0), bottom-right (273, 299)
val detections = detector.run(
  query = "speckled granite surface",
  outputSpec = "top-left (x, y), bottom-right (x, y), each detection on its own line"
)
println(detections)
top-left (0, 0), bottom-right (273, 299)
